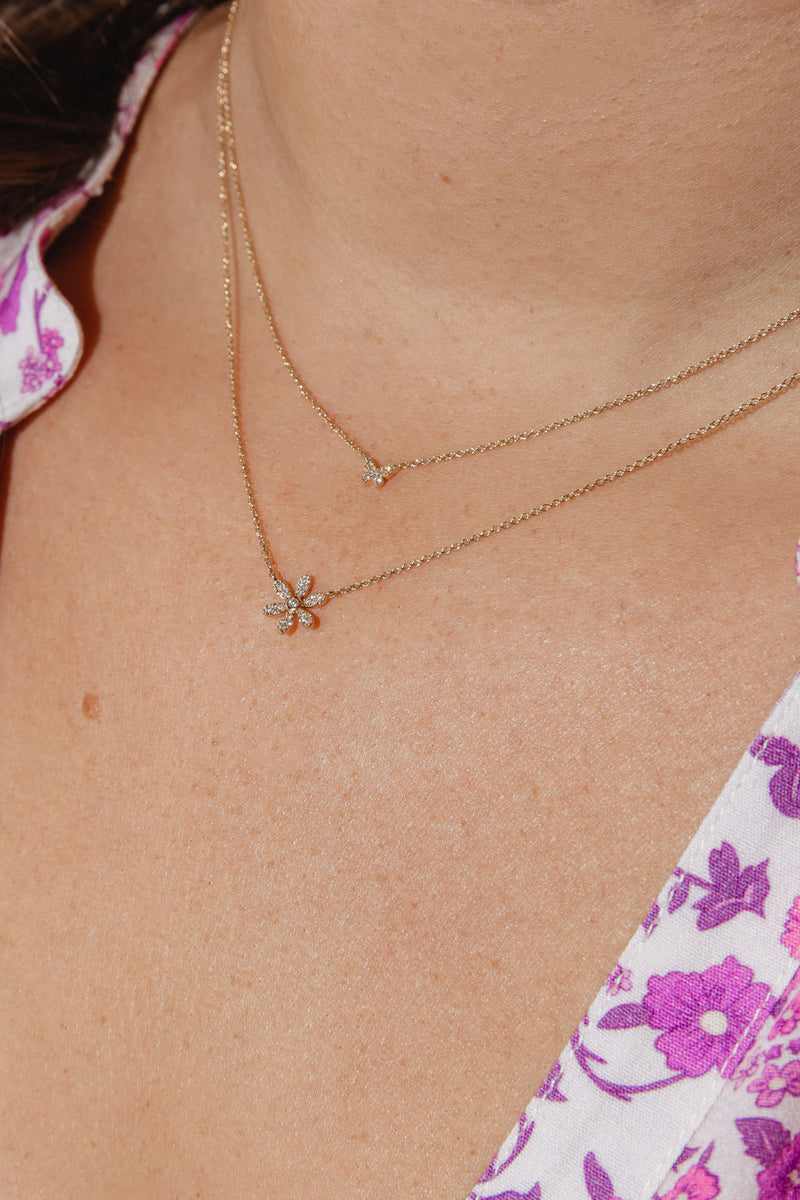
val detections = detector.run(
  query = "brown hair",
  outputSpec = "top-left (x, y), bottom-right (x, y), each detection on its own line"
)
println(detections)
top-left (0, 0), bottom-right (224, 234)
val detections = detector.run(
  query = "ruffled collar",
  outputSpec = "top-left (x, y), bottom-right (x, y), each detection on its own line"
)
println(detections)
top-left (0, 12), bottom-right (197, 429)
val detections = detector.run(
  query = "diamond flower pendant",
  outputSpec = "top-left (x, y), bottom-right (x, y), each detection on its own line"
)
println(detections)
top-left (264, 575), bottom-right (327, 633)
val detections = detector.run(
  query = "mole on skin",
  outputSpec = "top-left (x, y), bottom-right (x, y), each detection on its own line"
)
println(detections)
top-left (81, 693), bottom-right (101, 719)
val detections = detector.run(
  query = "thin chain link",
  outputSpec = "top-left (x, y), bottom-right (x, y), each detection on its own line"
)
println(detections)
top-left (217, 0), bottom-right (798, 610)
top-left (219, 4), bottom-right (800, 483)
top-left (320, 374), bottom-right (799, 599)
top-left (218, 15), bottom-right (280, 587)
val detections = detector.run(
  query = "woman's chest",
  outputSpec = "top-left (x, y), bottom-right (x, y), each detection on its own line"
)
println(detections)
top-left (5, 176), bottom-right (800, 1191)
top-left (3, 380), bottom-right (800, 1197)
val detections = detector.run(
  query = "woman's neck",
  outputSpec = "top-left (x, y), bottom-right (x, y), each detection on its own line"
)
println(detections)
top-left (227, 0), bottom-right (800, 395)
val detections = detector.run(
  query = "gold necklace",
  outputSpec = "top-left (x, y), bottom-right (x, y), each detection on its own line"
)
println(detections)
top-left (219, 4), bottom-right (800, 491)
top-left (217, 0), bottom-right (799, 635)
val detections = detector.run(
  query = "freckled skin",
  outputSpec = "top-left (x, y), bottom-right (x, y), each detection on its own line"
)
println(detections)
top-left (2, 3), bottom-right (800, 1199)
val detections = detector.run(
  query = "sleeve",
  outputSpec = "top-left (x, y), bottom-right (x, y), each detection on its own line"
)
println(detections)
top-left (0, 11), bottom-right (199, 431)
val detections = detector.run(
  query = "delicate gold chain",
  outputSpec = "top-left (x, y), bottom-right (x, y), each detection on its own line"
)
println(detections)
top-left (217, 0), bottom-right (799, 632)
top-left (219, 1), bottom-right (800, 489)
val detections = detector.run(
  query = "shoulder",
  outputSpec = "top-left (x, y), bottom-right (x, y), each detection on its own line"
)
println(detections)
top-left (0, 10), bottom-right (203, 432)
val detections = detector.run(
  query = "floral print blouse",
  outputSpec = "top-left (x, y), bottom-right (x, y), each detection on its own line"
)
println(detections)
top-left (2, 14), bottom-right (800, 1200)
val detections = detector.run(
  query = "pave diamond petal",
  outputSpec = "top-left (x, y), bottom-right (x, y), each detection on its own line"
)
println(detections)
top-left (362, 460), bottom-right (397, 486)
top-left (265, 575), bottom-right (324, 632)
top-left (363, 460), bottom-right (385, 485)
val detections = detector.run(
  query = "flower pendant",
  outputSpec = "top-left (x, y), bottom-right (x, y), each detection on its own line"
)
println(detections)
top-left (264, 575), bottom-right (327, 633)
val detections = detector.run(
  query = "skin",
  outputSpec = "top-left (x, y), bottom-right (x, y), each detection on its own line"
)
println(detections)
top-left (2, 1), bottom-right (800, 1196)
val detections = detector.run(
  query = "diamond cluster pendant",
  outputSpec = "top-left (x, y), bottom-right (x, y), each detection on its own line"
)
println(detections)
top-left (362, 459), bottom-right (397, 487)
top-left (264, 575), bottom-right (326, 633)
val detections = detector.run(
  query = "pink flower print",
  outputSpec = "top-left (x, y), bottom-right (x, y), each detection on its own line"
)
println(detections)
top-left (19, 282), bottom-right (65, 394)
top-left (771, 994), bottom-right (800, 1039)
top-left (733, 1050), bottom-right (764, 1088)
top-left (19, 327), bottom-right (64, 394)
top-left (19, 346), bottom-right (49, 393)
top-left (659, 1164), bottom-right (720, 1200)
top-left (748, 1062), bottom-right (800, 1108)
top-left (40, 326), bottom-right (63, 367)
top-left (642, 955), bottom-right (772, 1078)
top-left (606, 964), bottom-right (633, 996)
top-left (756, 1129), bottom-right (800, 1200)
top-left (782, 898), bottom-right (800, 960)
top-left (789, 1039), bottom-right (800, 1056)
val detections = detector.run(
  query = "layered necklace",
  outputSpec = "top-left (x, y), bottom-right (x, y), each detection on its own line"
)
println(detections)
top-left (217, 0), bottom-right (799, 634)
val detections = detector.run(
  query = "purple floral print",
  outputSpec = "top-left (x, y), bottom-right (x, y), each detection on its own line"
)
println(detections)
top-left (18, 287), bottom-right (64, 394)
top-left (642, 902), bottom-right (660, 937)
top-left (605, 965), bottom-right (633, 996)
top-left (751, 735), bottom-right (800, 818)
top-left (782, 899), bottom-right (800, 960)
top-left (0, 247), bottom-right (27, 334)
top-left (535, 1060), bottom-right (567, 1103)
top-left (658, 1164), bottom-right (720, 1200)
top-left (737, 1115), bottom-right (792, 1169)
top-left (582, 1147), bottom-right (718, 1200)
top-left (473, 1113), bottom-right (537, 1196)
top-left (4, 17), bottom-right (800, 1200)
top-left (731, 973), bottom-right (800, 1107)
top-left (642, 955), bottom-right (771, 1077)
top-left (748, 1062), bottom-right (800, 1108)
top-left (770, 995), bottom-right (800, 1040)
top-left (757, 1137), bottom-right (800, 1200)
top-left (583, 1152), bottom-right (624, 1200)
top-left (734, 1049), bottom-right (771, 1090)
top-left (20, 333), bottom-right (63, 392)
top-left (671, 1146), bottom-right (701, 1172)
top-left (759, 1145), bottom-right (800, 1199)
top-left (667, 842), bottom-right (769, 931)
top-left (588, 955), bottom-right (772, 1100)
top-left (735, 1119), bottom-right (800, 1200)
top-left (572, 1021), bottom-right (684, 1101)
